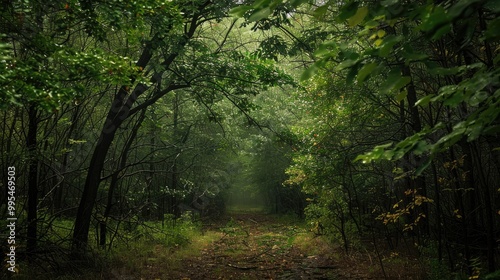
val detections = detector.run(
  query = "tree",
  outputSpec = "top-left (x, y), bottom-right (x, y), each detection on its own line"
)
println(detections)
top-left (1, 0), bottom-right (141, 257)
top-left (233, 0), bottom-right (499, 275)
top-left (71, 0), bottom-right (294, 252)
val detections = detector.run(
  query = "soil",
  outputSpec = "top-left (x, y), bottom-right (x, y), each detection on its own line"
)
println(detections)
top-left (110, 212), bottom-right (424, 280)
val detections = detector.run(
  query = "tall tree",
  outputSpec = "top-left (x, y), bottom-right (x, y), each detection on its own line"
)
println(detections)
top-left (233, 0), bottom-right (499, 275)
top-left (71, 0), bottom-right (294, 252)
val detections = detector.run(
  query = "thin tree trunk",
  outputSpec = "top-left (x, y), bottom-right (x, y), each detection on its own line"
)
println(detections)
top-left (402, 65), bottom-right (430, 237)
top-left (27, 104), bottom-right (38, 257)
top-left (470, 143), bottom-right (496, 272)
top-left (72, 119), bottom-right (118, 252)
top-left (1, 109), bottom-right (18, 217)
top-left (171, 92), bottom-right (180, 217)
top-left (54, 105), bottom-right (81, 214)
top-left (431, 162), bottom-right (442, 262)
top-left (100, 108), bottom-right (147, 248)
top-left (26, 1), bottom-right (44, 258)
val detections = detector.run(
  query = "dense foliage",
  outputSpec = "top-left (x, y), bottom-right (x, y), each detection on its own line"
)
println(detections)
top-left (0, 0), bottom-right (499, 278)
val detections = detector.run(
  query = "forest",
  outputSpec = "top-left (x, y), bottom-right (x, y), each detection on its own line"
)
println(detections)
top-left (0, 0), bottom-right (499, 279)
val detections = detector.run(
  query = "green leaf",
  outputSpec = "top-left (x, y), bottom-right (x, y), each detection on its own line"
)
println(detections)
top-left (252, 0), bottom-right (273, 8)
top-left (381, 70), bottom-right (412, 94)
top-left (484, 0), bottom-right (500, 13)
top-left (429, 66), bottom-right (461, 75)
top-left (381, 0), bottom-right (399, 7)
top-left (395, 90), bottom-right (408, 102)
top-left (448, 0), bottom-right (481, 19)
top-left (469, 91), bottom-right (489, 106)
top-left (229, 5), bottom-right (252, 17)
top-left (313, 5), bottom-right (330, 19)
top-left (431, 25), bottom-right (451, 40)
top-left (394, 77), bottom-right (411, 91)
top-left (301, 62), bottom-right (319, 81)
top-left (314, 43), bottom-right (336, 57)
top-left (435, 126), bottom-right (466, 149)
top-left (336, 58), bottom-right (359, 71)
top-left (337, 2), bottom-right (358, 22)
top-left (346, 64), bottom-right (360, 84)
top-left (415, 94), bottom-right (435, 106)
top-left (355, 142), bottom-right (394, 163)
top-left (402, 45), bottom-right (429, 61)
top-left (347, 6), bottom-right (368, 27)
top-left (484, 17), bottom-right (500, 40)
top-left (357, 62), bottom-right (377, 83)
top-left (443, 92), bottom-right (465, 106)
top-left (467, 122), bottom-right (484, 142)
top-left (290, 0), bottom-right (309, 8)
top-left (413, 140), bottom-right (431, 155)
top-left (378, 35), bottom-right (402, 57)
top-left (415, 157), bottom-right (432, 176)
top-left (419, 6), bottom-right (449, 32)
top-left (248, 7), bottom-right (272, 22)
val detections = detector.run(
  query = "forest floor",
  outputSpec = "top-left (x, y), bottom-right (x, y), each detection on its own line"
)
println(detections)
top-left (109, 212), bottom-right (425, 280)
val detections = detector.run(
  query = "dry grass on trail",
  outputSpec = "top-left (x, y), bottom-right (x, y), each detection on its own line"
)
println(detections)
top-left (109, 213), bottom-right (425, 280)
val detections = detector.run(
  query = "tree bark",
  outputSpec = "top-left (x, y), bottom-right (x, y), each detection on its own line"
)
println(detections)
top-left (72, 115), bottom-right (120, 252)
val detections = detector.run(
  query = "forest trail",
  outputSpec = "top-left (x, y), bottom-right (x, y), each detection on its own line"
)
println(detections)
top-left (116, 212), bottom-right (382, 280)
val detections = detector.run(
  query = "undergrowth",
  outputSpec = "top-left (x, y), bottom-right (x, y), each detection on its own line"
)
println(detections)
top-left (3, 212), bottom-right (205, 279)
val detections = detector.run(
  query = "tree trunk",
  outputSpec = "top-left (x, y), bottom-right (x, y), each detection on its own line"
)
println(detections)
top-left (100, 108), bottom-right (146, 248)
top-left (71, 37), bottom-right (154, 252)
top-left (71, 66), bottom-right (186, 252)
top-left (71, 6), bottom-right (201, 252)
top-left (27, 104), bottom-right (38, 256)
top-left (54, 105), bottom-right (81, 214)
top-left (402, 65), bottom-right (430, 237)
top-left (1, 109), bottom-right (18, 217)
top-left (171, 92), bottom-right (180, 217)
top-left (72, 117), bottom-right (118, 252)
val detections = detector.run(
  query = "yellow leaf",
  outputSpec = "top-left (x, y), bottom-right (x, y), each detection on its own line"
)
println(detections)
top-left (377, 29), bottom-right (386, 38)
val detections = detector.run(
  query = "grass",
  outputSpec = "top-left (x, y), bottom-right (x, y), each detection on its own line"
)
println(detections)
top-left (107, 213), bottom-right (222, 278)
top-left (5, 212), bottom-right (434, 279)
top-left (4, 213), bottom-right (212, 280)
top-left (109, 229), bottom-right (222, 278)
top-left (292, 232), bottom-right (336, 257)
top-left (225, 204), bottom-right (266, 213)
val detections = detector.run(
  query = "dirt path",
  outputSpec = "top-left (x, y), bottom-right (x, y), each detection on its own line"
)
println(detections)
top-left (109, 212), bottom-right (424, 279)
top-left (143, 212), bottom-right (379, 280)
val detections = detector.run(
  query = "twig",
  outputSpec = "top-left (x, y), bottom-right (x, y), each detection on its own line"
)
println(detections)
top-left (227, 263), bottom-right (258, 270)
